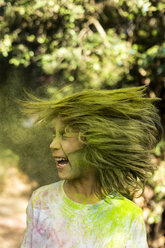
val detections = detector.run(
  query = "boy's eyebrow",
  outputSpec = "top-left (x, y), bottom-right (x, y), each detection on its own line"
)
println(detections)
top-left (53, 128), bottom-right (65, 133)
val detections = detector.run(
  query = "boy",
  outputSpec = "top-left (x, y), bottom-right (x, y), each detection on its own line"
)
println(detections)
top-left (20, 86), bottom-right (163, 247)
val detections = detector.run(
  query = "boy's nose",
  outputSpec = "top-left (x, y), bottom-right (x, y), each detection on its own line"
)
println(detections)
top-left (50, 138), bottom-right (60, 149)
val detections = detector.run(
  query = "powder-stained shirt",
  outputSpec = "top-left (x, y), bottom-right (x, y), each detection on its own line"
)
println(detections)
top-left (20, 180), bottom-right (148, 248)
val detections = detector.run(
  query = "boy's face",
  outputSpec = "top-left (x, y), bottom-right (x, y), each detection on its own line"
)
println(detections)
top-left (50, 115), bottom-right (96, 180)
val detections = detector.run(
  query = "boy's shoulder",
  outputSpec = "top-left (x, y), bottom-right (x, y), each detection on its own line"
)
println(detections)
top-left (106, 192), bottom-right (142, 216)
top-left (33, 180), bottom-right (62, 194)
top-left (30, 180), bottom-right (64, 207)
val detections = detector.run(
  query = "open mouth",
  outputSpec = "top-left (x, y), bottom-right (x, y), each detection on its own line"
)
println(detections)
top-left (55, 157), bottom-right (69, 168)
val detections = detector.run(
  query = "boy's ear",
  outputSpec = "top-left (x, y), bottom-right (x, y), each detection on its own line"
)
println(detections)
top-left (78, 133), bottom-right (87, 144)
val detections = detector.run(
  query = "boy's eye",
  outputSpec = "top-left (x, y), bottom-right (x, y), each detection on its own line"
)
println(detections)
top-left (52, 133), bottom-right (68, 138)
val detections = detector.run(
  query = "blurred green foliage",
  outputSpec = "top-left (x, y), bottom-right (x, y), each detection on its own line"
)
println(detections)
top-left (0, 0), bottom-right (133, 87)
top-left (0, 0), bottom-right (164, 90)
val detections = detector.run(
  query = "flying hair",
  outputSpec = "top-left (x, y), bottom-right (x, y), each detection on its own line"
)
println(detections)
top-left (18, 85), bottom-right (163, 200)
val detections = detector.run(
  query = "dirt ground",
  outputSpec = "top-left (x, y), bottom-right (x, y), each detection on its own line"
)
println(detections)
top-left (0, 167), bottom-right (38, 248)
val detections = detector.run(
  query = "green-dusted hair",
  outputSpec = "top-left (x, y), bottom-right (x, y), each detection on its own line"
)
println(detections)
top-left (19, 86), bottom-right (163, 200)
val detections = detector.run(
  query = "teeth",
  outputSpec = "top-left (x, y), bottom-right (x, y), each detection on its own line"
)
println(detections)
top-left (55, 157), bottom-right (67, 162)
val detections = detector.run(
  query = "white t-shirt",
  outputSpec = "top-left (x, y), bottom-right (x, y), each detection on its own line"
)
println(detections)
top-left (21, 180), bottom-right (148, 248)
